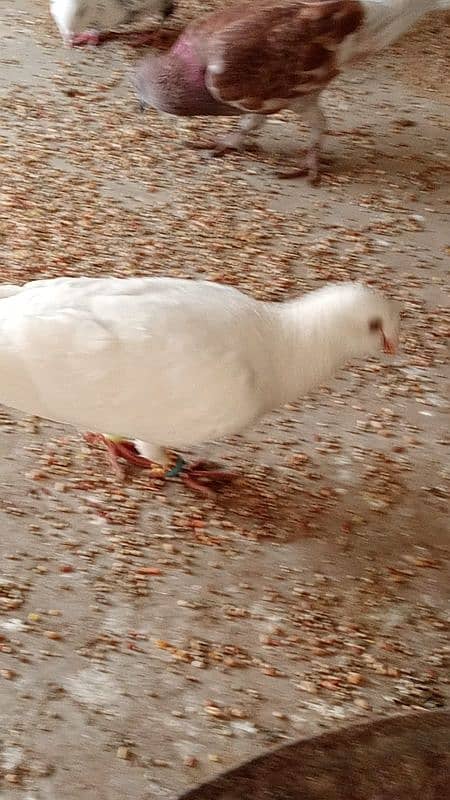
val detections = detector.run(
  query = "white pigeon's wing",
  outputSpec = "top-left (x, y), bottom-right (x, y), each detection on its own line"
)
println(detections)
top-left (0, 302), bottom-right (119, 426)
top-left (0, 277), bottom-right (268, 446)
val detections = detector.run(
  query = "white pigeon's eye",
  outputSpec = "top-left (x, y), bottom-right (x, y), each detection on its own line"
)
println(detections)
top-left (369, 317), bottom-right (382, 332)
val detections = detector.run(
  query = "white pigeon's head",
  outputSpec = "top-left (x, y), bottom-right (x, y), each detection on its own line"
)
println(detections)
top-left (311, 283), bottom-right (401, 358)
top-left (50, 0), bottom-right (176, 44)
top-left (50, 0), bottom-right (95, 43)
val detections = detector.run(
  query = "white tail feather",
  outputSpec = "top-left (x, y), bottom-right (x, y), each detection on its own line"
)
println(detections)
top-left (0, 285), bottom-right (21, 299)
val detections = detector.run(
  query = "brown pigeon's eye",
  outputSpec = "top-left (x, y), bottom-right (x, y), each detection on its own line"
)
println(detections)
top-left (369, 317), bottom-right (382, 332)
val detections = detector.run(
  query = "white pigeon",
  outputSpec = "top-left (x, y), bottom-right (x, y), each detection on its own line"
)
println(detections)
top-left (50, 0), bottom-right (176, 47)
top-left (0, 277), bottom-right (399, 493)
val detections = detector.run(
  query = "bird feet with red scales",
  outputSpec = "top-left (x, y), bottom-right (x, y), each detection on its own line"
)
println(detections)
top-left (83, 434), bottom-right (234, 496)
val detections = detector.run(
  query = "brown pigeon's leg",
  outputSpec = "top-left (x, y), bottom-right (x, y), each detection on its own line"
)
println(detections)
top-left (191, 114), bottom-right (264, 157)
top-left (278, 97), bottom-right (327, 185)
top-left (278, 145), bottom-right (322, 184)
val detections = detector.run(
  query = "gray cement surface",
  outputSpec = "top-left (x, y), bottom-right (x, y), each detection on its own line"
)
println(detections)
top-left (0, 2), bottom-right (449, 799)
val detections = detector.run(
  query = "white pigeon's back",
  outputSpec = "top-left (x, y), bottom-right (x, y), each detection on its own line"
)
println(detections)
top-left (0, 277), bottom-right (273, 446)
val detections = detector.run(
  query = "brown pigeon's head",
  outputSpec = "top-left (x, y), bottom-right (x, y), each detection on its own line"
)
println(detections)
top-left (134, 48), bottom-right (238, 118)
top-left (134, 53), bottom-right (193, 115)
top-left (161, 0), bottom-right (176, 18)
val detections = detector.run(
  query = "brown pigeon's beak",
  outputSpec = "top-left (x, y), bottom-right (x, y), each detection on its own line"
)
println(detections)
top-left (383, 333), bottom-right (396, 355)
top-left (163, 0), bottom-right (176, 19)
top-left (129, 70), bottom-right (146, 111)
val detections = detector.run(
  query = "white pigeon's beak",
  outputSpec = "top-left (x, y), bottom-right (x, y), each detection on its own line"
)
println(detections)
top-left (382, 333), bottom-right (397, 355)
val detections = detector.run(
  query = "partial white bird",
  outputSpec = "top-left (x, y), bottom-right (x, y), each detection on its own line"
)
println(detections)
top-left (0, 277), bottom-right (399, 494)
top-left (135, 0), bottom-right (450, 183)
top-left (50, 0), bottom-right (176, 47)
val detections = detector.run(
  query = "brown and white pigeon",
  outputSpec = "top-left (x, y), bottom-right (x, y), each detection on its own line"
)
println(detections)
top-left (135, 0), bottom-right (450, 182)
top-left (50, 0), bottom-right (175, 46)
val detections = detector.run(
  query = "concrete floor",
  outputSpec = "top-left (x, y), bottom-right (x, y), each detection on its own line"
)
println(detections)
top-left (0, 2), bottom-right (449, 799)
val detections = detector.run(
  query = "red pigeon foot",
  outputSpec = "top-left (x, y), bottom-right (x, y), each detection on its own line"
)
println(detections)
top-left (71, 30), bottom-right (103, 46)
top-left (83, 435), bottom-right (235, 495)
top-left (181, 461), bottom-right (236, 497)
top-left (83, 433), bottom-right (154, 478)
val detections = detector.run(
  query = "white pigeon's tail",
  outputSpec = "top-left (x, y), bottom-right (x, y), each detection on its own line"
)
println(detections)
top-left (0, 284), bottom-right (21, 299)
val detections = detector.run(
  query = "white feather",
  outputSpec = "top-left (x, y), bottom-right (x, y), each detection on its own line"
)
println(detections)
top-left (0, 277), bottom-right (399, 456)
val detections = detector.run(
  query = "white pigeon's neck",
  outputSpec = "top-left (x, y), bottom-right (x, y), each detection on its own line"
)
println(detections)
top-left (266, 296), bottom-right (359, 407)
top-left (340, 0), bottom-right (442, 63)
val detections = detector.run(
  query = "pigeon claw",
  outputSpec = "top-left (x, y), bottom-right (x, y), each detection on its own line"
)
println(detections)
top-left (83, 435), bottom-right (235, 496)
top-left (83, 433), bottom-right (154, 479)
top-left (182, 461), bottom-right (236, 497)
top-left (277, 148), bottom-right (328, 185)
top-left (189, 140), bottom-right (236, 158)
top-left (71, 30), bottom-right (103, 47)
top-left (277, 165), bottom-right (321, 185)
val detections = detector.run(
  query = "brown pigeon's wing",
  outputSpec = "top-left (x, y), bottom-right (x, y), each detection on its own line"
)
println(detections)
top-left (197, 0), bottom-right (364, 113)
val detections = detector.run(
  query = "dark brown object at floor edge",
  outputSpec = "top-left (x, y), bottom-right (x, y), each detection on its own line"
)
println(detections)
top-left (177, 710), bottom-right (449, 800)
